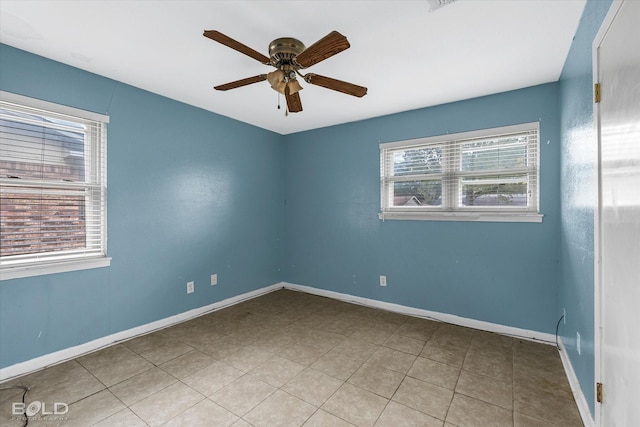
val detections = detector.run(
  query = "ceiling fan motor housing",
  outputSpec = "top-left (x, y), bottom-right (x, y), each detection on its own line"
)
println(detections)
top-left (268, 37), bottom-right (306, 67)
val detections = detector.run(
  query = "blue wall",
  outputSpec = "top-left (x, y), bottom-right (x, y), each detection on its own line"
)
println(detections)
top-left (558, 0), bottom-right (612, 416)
top-left (283, 83), bottom-right (561, 333)
top-left (0, 44), bottom-right (285, 369)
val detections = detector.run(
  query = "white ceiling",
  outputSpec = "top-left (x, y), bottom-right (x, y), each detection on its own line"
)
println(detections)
top-left (0, 1), bottom-right (586, 135)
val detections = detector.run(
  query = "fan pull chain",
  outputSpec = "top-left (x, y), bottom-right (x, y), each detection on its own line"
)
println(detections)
top-left (276, 92), bottom-right (288, 117)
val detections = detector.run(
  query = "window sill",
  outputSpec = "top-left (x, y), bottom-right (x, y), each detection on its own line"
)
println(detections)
top-left (378, 211), bottom-right (544, 223)
top-left (0, 257), bottom-right (111, 281)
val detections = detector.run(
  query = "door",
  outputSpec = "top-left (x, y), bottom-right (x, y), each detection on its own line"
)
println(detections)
top-left (594, 0), bottom-right (640, 425)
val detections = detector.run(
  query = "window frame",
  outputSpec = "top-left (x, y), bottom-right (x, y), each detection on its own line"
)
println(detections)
top-left (379, 122), bottom-right (543, 223)
top-left (0, 91), bottom-right (110, 280)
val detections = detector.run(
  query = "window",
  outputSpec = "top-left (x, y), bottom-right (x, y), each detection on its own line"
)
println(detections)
top-left (0, 92), bottom-right (110, 279)
top-left (380, 122), bottom-right (542, 222)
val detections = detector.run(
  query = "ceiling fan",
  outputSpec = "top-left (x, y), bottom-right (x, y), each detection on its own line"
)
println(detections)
top-left (203, 30), bottom-right (368, 113)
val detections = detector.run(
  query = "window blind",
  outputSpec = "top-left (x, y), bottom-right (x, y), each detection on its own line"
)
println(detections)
top-left (380, 122), bottom-right (540, 221)
top-left (0, 95), bottom-right (108, 271)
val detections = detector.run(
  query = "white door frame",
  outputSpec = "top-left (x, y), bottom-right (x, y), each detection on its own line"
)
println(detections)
top-left (592, 1), bottom-right (626, 425)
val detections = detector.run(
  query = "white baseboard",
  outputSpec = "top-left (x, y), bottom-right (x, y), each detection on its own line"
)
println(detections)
top-left (282, 282), bottom-right (556, 344)
top-left (558, 338), bottom-right (595, 427)
top-left (0, 283), bottom-right (282, 382)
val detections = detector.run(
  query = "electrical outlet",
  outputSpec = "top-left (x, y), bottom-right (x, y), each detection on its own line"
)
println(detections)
top-left (576, 332), bottom-right (581, 355)
top-left (211, 274), bottom-right (217, 286)
top-left (379, 275), bottom-right (387, 287)
top-left (187, 281), bottom-right (194, 294)
top-left (563, 308), bottom-right (566, 324)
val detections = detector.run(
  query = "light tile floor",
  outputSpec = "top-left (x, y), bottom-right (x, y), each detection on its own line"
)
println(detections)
top-left (0, 289), bottom-right (583, 427)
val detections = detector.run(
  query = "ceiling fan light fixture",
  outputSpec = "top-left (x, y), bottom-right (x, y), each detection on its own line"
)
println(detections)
top-left (287, 79), bottom-right (303, 95)
top-left (267, 69), bottom-right (284, 87)
top-left (275, 81), bottom-right (286, 94)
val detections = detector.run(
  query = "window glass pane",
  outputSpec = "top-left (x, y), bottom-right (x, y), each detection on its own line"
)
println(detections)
top-left (0, 187), bottom-right (87, 257)
top-left (393, 146), bottom-right (442, 176)
top-left (0, 109), bottom-right (86, 182)
top-left (393, 180), bottom-right (442, 206)
top-left (460, 176), bottom-right (528, 207)
top-left (461, 136), bottom-right (528, 171)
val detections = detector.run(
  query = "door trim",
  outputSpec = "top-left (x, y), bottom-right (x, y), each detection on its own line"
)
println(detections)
top-left (592, 1), bottom-right (625, 425)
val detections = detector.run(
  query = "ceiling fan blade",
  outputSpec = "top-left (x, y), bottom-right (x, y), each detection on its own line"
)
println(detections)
top-left (304, 74), bottom-right (367, 97)
top-left (294, 31), bottom-right (350, 68)
top-left (285, 85), bottom-right (303, 113)
top-left (203, 30), bottom-right (271, 64)
top-left (214, 74), bottom-right (267, 91)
